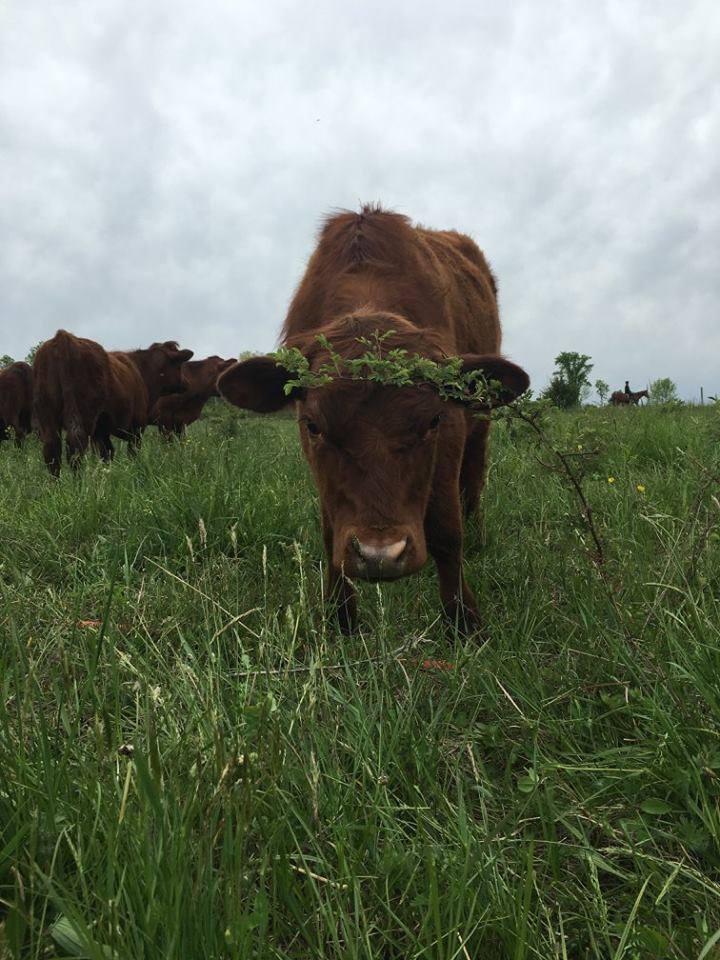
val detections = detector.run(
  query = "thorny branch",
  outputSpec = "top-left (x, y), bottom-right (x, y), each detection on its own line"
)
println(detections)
top-left (504, 405), bottom-right (719, 646)
top-left (506, 406), bottom-right (607, 568)
top-left (499, 403), bottom-right (649, 650)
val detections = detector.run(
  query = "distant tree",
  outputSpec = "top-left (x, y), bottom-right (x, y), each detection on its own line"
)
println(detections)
top-left (237, 351), bottom-right (258, 361)
top-left (0, 354), bottom-right (15, 369)
top-left (542, 352), bottom-right (594, 409)
top-left (25, 342), bottom-right (42, 364)
top-left (648, 377), bottom-right (679, 404)
top-left (594, 379), bottom-right (610, 405)
top-left (543, 378), bottom-right (576, 409)
top-left (556, 352), bottom-right (593, 389)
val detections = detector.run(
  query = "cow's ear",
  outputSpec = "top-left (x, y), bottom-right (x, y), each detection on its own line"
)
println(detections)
top-left (459, 355), bottom-right (530, 407)
top-left (218, 356), bottom-right (301, 413)
top-left (176, 349), bottom-right (194, 363)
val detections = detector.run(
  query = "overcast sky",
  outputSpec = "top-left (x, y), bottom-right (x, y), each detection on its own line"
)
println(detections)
top-left (1, 1), bottom-right (718, 399)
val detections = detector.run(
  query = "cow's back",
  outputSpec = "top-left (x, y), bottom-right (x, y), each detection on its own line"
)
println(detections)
top-left (34, 331), bottom-right (110, 433)
top-left (415, 227), bottom-right (500, 354)
top-left (283, 206), bottom-right (501, 356)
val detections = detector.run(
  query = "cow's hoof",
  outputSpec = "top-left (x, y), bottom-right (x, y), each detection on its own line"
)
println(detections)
top-left (443, 602), bottom-right (485, 639)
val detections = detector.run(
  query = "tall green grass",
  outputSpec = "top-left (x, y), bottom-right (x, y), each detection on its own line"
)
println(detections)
top-left (1, 403), bottom-right (719, 958)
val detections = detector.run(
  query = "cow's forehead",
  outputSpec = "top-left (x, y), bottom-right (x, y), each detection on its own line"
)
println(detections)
top-left (302, 382), bottom-right (442, 431)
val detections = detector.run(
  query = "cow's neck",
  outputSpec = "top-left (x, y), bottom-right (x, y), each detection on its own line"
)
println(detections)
top-left (126, 349), bottom-right (162, 406)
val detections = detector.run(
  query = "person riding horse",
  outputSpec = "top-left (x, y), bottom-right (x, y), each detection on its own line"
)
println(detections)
top-left (611, 386), bottom-right (648, 406)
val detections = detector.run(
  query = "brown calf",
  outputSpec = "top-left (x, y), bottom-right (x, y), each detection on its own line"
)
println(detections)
top-left (33, 330), bottom-right (192, 475)
top-left (0, 361), bottom-right (33, 446)
top-left (152, 356), bottom-right (235, 438)
top-left (219, 205), bottom-right (529, 632)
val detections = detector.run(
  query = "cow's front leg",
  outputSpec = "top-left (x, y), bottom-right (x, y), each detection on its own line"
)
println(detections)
top-left (126, 426), bottom-right (143, 457)
top-left (322, 511), bottom-right (357, 633)
top-left (40, 430), bottom-right (62, 477)
top-left (425, 490), bottom-right (481, 634)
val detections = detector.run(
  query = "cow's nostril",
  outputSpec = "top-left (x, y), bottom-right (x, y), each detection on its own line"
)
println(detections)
top-left (382, 538), bottom-right (408, 563)
top-left (353, 537), bottom-right (408, 565)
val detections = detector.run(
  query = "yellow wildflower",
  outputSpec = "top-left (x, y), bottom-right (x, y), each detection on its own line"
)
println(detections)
top-left (636, 484), bottom-right (646, 493)
top-left (608, 476), bottom-right (615, 484)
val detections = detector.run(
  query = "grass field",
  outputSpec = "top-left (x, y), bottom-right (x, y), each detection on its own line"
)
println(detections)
top-left (1, 402), bottom-right (720, 959)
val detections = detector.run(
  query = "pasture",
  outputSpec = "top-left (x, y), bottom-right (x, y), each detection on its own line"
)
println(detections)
top-left (1, 402), bottom-right (720, 958)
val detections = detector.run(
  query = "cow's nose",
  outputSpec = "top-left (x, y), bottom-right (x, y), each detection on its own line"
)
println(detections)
top-left (350, 536), bottom-right (408, 578)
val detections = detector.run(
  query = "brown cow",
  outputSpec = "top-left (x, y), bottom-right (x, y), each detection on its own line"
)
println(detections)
top-left (219, 205), bottom-right (529, 632)
top-left (33, 329), bottom-right (193, 475)
top-left (151, 356), bottom-right (235, 438)
top-left (0, 361), bottom-right (33, 447)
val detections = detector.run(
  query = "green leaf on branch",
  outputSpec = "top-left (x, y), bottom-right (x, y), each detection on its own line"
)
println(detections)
top-left (268, 332), bottom-right (515, 408)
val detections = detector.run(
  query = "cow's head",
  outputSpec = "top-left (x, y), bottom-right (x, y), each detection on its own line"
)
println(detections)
top-left (144, 342), bottom-right (194, 398)
top-left (219, 315), bottom-right (528, 581)
top-left (181, 356), bottom-right (236, 396)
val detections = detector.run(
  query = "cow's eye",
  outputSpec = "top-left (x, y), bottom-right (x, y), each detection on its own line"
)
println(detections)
top-left (305, 420), bottom-right (321, 437)
top-left (428, 413), bottom-right (441, 430)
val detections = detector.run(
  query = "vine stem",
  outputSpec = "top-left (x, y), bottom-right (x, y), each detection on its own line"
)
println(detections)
top-left (501, 406), bottom-right (645, 649)
top-left (508, 407), bottom-right (606, 567)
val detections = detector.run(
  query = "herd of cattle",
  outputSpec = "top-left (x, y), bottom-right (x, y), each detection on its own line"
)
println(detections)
top-left (0, 205), bottom-right (637, 630)
top-left (0, 338), bottom-right (234, 472)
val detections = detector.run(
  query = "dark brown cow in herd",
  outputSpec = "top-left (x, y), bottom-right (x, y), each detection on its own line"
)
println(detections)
top-left (0, 361), bottom-right (33, 446)
top-left (151, 356), bottom-right (235, 438)
top-left (33, 330), bottom-right (193, 475)
top-left (219, 205), bottom-right (529, 631)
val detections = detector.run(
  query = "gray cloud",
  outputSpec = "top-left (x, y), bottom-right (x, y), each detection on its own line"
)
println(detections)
top-left (1, 0), bottom-right (718, 398)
